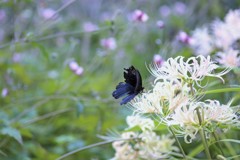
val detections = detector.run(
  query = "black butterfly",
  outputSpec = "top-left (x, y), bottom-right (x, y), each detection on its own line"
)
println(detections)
top-left (112, 66), bottom-right (144, 105)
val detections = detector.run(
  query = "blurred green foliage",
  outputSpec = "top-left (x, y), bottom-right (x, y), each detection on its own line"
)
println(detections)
top-left (0, 0), bottom-right (240, 159)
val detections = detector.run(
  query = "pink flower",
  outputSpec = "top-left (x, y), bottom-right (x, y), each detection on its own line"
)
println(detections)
top-left (68, 61), bottom-right (84, 76)
top-left (173, 2), bottom-right (187, 15)
top-left (1, 88), bottom-right (8, 97)
top-left (156, 20), bottom-right (165, 29)
top-left (132, 10), bottom-right (149, 22)
top-left (40, 8), bottom-right (57, 20)
top-left (0, 10), bottom-right (6, 22)
top-left (100, 37), bottom-right (117, 50)
top-left (75, 67), bottom-right (84, 75)
top-left (12, 53), bottom-right (22, 63)
top-left (69, 61), bottom-right (79, 71)
top-left (83, 22), bottom-right (99, 32)
top-left (176, 31), bottom-right (192, 44)
top-left (216, 49), bottom-right (240, 67)
top-left (153, 54), bottom-right (164, 67)
top-left (159, 5), bottom-right (171, 17)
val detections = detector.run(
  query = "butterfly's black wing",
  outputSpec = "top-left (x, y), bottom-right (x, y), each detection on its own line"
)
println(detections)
top-left (112, 66), bottom-right (144, 105)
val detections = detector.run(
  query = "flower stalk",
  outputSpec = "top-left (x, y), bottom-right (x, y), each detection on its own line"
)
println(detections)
top-left (196, 108), bottom-right (212, 160)
top-left (169, 126), bottom-right (187, 159)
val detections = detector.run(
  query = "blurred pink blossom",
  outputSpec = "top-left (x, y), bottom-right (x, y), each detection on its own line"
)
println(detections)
top-left (68, 61), bottom-right (84, 76)
top-left (176, 31), bottom-right (192, 44)
top-left (83, 22), bottom-right (99, 32)
top-left (100, 37), bottom-right (117, 50)
top-left (153, 54), bottom-right (164, 67)
top-left (0, 10), bottom-right (6, 22)
top-left (12, 53), bottom-right (22, 63)
top-left (173, 2), bottom-right (187, 15)
top-left (40, 8), bottom-right (57, 20)
top-left (131, 10), bottom-right (149, 22)
top-left (75, 67), bottom-right (84, 75)
top-left (1, 88), bottom-right (8, 97)
top-left (156, 20), bottom-right (165, 29)
top-left (69, 61), bottom-right (79, 71)
top-left (159, 5), bottom-right (171, 17)
top-left (216, 49), bottom-right (240, 67)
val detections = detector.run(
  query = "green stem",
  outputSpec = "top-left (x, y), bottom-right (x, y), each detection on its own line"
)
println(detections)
top-left (212, 132), bottom-right (224, 156)
top-left (196, 108), bottom-right (212, 160)
top-left (169, 126), bottom-right (187, 159)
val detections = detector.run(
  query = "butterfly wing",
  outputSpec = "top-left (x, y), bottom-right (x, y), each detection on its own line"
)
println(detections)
top-left (112, 66), bottom-right (144, 105)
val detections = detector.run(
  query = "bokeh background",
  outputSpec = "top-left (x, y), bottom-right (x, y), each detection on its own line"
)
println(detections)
top-left (0, 0), bottom-right (240, 159)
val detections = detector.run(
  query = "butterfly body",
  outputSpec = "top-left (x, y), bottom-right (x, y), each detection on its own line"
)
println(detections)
top-left (112, 66), bottom-right (144, 105)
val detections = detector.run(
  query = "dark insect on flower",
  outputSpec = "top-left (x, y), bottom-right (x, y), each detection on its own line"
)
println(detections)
top-left (112, 66), bottom-right (144, 105)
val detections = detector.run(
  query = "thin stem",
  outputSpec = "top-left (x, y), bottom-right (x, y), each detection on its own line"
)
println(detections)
top-left (56, 140), bottom-right (114, 160)
top-left (169, 126), bottom-right (187, 159)
top-left (212, 132), bottom-right (224, 156)
top-left (196, 108), bottom-right (212, 160)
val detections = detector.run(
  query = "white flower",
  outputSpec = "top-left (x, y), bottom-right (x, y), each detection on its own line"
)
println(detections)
top-left (216, 49), bottom-right (240, 67)
top-left (203, 100), bottom-right (237, 124)
top-left (167, 100), bottom-right (238, 143)
top-left (138, 131), bottom-right (178, 159)
top-left (212, 20), bottom-right (235, 50)
top-left (129, 92), bottom-right (163, 115)
top-left (224, 9), bottom-right (240, 40)
top-left (153, 79), bottom-right (191, 111)
top-left (190, 27), bottom-right (214, 56)
top-left (149, 55), bottom-right (231, 87)
top-left (111, 131), bottom-right (178, 160)
top-left (126, 115), bottom-right (155, 131)
top-left (112, 132), bottom-right (139, 160)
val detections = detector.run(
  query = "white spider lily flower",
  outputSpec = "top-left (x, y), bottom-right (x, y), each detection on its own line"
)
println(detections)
top-left (111, 131), bottom-right (178, 160)
top-left (126, 115), bottom-right (155, 131)
top-left (190, 27), bottom-right (214, 56)
top-left (212, 20), bottom-right (235, 50)
top-left (138, 131), bottom-right (178, 159)
top-left (224, 9), bottom-right (240, 40)
top-left (153, 79), bottom-right (192, 111)
top-left (111, 132), bottom-right (139, 160)
top-left (129, 92), bottom-right (163, 115)
top-left (203, 100), bottom-right (237, 124)
top-left (149, 55), bottom-right (231, 87)
top-left (167, 100), bottom-right (238, 143)
top-left (216, 49), bottom-right (240, 67)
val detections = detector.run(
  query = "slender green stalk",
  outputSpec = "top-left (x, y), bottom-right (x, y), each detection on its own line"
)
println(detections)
top-left (212, 132), bottom-right (224, 156)
top-left (169, 126), bottom-right (187, 159)
top-left (196, 108), bottom-right (212, 160)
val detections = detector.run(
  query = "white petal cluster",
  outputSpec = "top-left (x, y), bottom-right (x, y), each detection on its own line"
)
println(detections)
top-left (189, 9), bottom-right (240, 67)
top-left (216, 49), bottom-right (240, 67)
top-left (111, 116), bottom-right (178, 160)
top-left (167, 100), bottom-right (238, 143)
top-left (149, 55), bottom-right (230, 87)
top-left (126, 115), bottom-right (155, 131)
top-left (190, 27), bottom-right (214, 56)
top-left (127, 54), bottom-right (237, 144)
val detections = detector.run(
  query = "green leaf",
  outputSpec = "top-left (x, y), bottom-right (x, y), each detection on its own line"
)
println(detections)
top-left (30, 42), bottom-right (49, 61)
top-left (198, 87), bottom-right (240, 95)
top-left (188, 144), bottom-right (204, 157)
top-left (1, 127), bottom-right (23, 145)
top-left (124, 125), bottom-right (142, 132)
